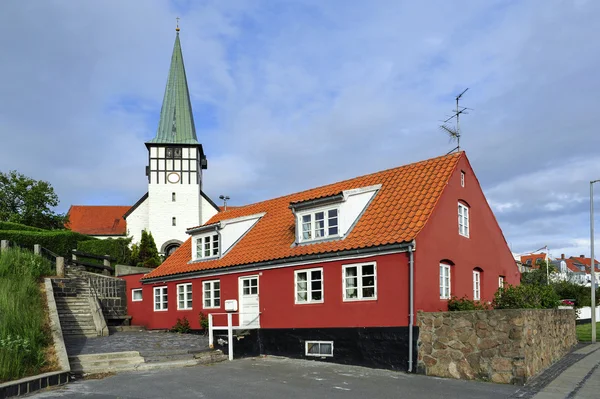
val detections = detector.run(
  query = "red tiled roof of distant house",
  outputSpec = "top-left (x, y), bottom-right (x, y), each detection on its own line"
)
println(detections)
top-left (66, 205), bottom-right (130, 236)
top-left (144, 152), bottom-right (463, 279)
top-left (570, 256), bottom-right (600, 273)
top-left (520, 253), bottom-right (547, 268)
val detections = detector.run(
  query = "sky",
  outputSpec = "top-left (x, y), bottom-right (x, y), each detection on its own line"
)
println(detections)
top-left (1, 0), bottom-right (599, 259)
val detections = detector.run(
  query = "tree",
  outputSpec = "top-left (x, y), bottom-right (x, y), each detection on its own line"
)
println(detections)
top-left (0, 170), bottom-right (66, 230)
top-left (133, 230), bottom-right (161, 268)
top-left (521, 260), bottom-right (556, 286)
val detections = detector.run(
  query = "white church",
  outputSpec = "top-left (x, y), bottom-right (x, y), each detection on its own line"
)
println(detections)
top-left (67, 29), bottom-right (220, 256)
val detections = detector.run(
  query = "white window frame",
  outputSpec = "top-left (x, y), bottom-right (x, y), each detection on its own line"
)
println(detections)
top-left (473, 270), bottom-right (481, 300)
top-left (305, 340), bottom-right (334, 357)
top-left (342, 262), bottom-right (377, 301)
top-left (195, 233), bottom-right (220, 260)
top-left (458, 203), bottom-right (470, 237)
top-left (461, 171), bottom-right (465, 187)
top-left (177, 283), bottom-right (193, 310)
top-left (297, 206), bottom-right (340, 243)
top-left (440, 264), bottom-right (451, 299)
top-left (131, 288), bottom-right (143, 302)
top-left (153, 286), bottom-right (168, 311)
top-left (294, 268), bottom-right (324, 304)
top-left (499, 276), bottom-right (505, 288)
top-left (203, 280), bottom-right (221, 309)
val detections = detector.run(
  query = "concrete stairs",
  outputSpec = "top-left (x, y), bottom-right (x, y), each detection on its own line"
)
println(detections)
top-left (56, 296), bottom-right (97, 338)
top-left (69, 350), bottom-right (227, 376)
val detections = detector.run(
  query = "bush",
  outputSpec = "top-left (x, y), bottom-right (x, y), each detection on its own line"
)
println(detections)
top-left (77, 237), bottom-right (133, 265)
top-left (170, 317), bottom-right (191, 333)
top-left (447, 296), bottom-right (491, 311)
top-left (0, 248), bottom-right (54, 382)
top-left (493, 284), bottom-right (560, 309)
top-left (0, 221), bottom-right (46, 232)
top-left (199, 312), bottom-right (209, 333)
top-left (0, 230), bottom-right (94, 258)
top-left (552, 280), bottom-right (593, 308)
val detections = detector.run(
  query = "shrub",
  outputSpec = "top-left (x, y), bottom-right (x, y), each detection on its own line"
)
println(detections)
top-left (493, 284), bottom-right (560, 309)
top-left (0, 222), bottom-right (46, 232)
top-left (170, 317), bottom-right (191, 334)
top-left (132, 230), bottom-right (161, 268)
top-left (0, 230), bottom-right (94, 258)
top-left (552, 280), bottom-right (592, 308)
top-left (199, 312), bottom-right (209, 333)
top-left (447, 296), bottom-right (491, 311)
top-left (77, 237), bottom-right (133, 265)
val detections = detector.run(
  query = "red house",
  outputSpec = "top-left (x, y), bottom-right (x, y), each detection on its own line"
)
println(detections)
top-left (124, 151), bottom-right (519, 371)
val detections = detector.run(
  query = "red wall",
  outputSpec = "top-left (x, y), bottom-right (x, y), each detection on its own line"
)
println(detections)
top-left (414, 155), bottom-right (520, 312)
top-left (124, 253), bottom-right (410, 330)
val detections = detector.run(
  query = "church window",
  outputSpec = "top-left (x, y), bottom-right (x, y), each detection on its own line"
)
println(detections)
top-left (195, 234), bottom-right (220, 260)
top-left (172, 217), bottom-right (176, 226)
top-left (172, 192), bottom-right (176, 202)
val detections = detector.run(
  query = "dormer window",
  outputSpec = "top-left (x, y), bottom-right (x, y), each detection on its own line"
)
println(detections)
top-left (195, 234), bottom-right (219, 259)
top-left (299, 208), bottom-right (339, 242)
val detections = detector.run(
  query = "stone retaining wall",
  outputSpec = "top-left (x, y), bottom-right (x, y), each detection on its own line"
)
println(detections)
top-left (417, 309), bottom-right (576, 385)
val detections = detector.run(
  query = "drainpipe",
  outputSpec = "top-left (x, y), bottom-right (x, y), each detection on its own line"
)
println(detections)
top-left (408, 240), bottom-right (415, 373)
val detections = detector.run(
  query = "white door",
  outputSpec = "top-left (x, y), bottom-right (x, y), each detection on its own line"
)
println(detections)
top-left (239, 276), bottom-right (260, 327)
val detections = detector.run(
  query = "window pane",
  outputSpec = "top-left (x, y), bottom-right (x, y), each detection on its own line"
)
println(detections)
top-left (345, 267), bottom-right (357, 278)
top-left (307, 343), bottom-right (319, 354)
top-left (320, 343), bottom-right (332, 355)
top-left (362, 276), bottom-right (374, 287)
top-left (297, 281), bottom-right (307, 292)
top-left (346, 288), bottom-right (357, 298)
top-left (312, 290), bottom-right (322, 301)
top-left (362, 264), bottom-right (374, 275)
top-left (297, 291), bottom-right (307, 302)
top-left (214, 298), bottom-right (220, 307)
top-left (243, 287), bottom-right (250, 295)
top-left (133, 290), bottom-right (142, 300)
top-left (363, 287), bottom-right (375, 298)
top-left (251, 287), bottom-right (258, 295)
top-left (311, 280), bottom-right (322, 291)
top-left (244, 280), bottom-right (250, 288)
top-left (311, 270), bottom-right (321, 280)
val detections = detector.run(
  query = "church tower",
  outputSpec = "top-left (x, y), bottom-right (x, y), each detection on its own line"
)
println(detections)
top-left (125, 28), bottom-right (219, 256)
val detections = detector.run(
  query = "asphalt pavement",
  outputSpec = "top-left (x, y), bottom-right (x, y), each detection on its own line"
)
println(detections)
top-left (29, 356), bottom-right (518, 399)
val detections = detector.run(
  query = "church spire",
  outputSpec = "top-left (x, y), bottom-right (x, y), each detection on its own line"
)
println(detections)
top-left (147, 28), bottom-right (199, 145)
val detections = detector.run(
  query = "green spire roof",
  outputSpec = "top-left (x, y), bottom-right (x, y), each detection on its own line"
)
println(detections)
top-left (147, 32), bottom-right (199, 145)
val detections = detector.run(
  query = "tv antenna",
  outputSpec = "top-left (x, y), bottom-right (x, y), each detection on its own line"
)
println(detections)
top-left (439, 88), bottom-right (472, 153)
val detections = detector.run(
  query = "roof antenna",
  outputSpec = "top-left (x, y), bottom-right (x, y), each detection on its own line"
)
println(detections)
top-left (439, 88), bottom-right (472, 154)
top-left (219, 195), bottom-right (230, 211)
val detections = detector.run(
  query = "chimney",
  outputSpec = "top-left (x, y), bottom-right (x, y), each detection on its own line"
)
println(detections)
top-left (580, 254), bottom-right (585, 258)
top-left (561, 254), bottom-right (565, 259)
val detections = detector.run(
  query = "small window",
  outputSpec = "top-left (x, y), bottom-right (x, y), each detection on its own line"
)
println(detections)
top-left (203, 280), bottom-right (221, 308)
top-left (172, 217), bottom-right (177, 226)
top-left (298, 208), bottom-right (339, 242)
top-left (132, 289), bottom-right (143, 302)
top-left (526, 259), bottom-right (532, 265)
top-left (177, 283), bottom-right (192, 310)
top-left (440, 264), bottom-right (451, 299)
top-left (343, 262), bottom-right (377, 301)
top-left (295, 268), bottom-right (323, 304)
top-left (473, 270), bottom-right (481, 300)
top-left (458, 203), bottom-right (469, 237)
top-left (305, 341), bottom-right (334, 357)
top-left (461, 171), bottom-right (465, 187)
top-left (195, 234), bottom-right (220, 259)
top-left (498, 276), bottom-right (505, 288)
top-left (154, 286), bottom-right (168, 311)
top-left (172, 192), bottom-right (176, 202)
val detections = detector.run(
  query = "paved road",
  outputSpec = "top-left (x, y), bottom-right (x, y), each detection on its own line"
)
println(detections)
top-left (31, 357), bottom-right (518, 399)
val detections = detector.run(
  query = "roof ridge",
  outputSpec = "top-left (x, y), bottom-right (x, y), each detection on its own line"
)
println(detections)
top-left (217, 152), bottom-right (463, 213)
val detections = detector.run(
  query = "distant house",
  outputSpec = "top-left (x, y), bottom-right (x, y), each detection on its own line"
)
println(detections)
top-left (66, 205), bottom-right (130, 239)
top-left (122, 151), bottom-right (520, 371)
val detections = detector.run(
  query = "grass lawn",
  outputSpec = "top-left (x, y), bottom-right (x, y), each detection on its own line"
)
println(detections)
top-left (0, 247), bottom-right (56, 382)
top-left (576, 322), bottom-right (600, 342)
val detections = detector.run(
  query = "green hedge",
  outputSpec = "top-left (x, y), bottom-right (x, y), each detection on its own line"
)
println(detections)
top-left (77, 237), bottom-right (133, 265)
top-left (0, 230), bottom-right (95, 258)
top-left (0, 222), bottom-right (46, 232)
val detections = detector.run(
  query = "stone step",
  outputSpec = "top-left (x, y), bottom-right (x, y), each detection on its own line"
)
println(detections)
top-left (108, 325), bottom-right (146, 333)
top-left (69, 352), bottom-right (145, 374)
top-left (59, 316), bottom-right (94, 323)
top-left (58, 311), bottom-right (92, 317)
top-left (62, 328), bottom-right (97, 336)
top-left (60, 321), bottom-right (96, 329)
top-left (70, 351), bottom-right (141, 362)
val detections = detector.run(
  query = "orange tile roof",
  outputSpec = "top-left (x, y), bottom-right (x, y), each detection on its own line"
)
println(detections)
top-left (144, 152), bottom-right (463, 279)
top-left (520, 253), bottom-right (547, 267)
top-left (67, 205), bottom-right (130, 236)
top-left (569, 256), bottom-right (600, 272)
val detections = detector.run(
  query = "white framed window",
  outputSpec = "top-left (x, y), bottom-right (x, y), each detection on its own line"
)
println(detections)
top-left (458, 203), bottom-right (469, 237)
top-left (295, 268), bottom-right (323, 304)
top-left (177, 283), bottom-right (192, 310)
top-left (298, 208), bottom-right (339, 242)
top-left (342, 262), bottom-right (377, 301)
top-left (461, 171), bottom-right (465, 187)
top-left (195, 233), bottom-right (220, 260)
top-left (305, 341), bottom-right (334, 357)
top-left (499, 275), bottom-right (505, 288)
top-left (203, 280), bottom-right (221, 308)
top-left (440, 264), bottom-right (451, 299)
top-left (473, 270), bottom-right (481, 300)
top-left (132, 288), bottom-right (143, 302)
top-left (154, 286), bottom-right (168, 311)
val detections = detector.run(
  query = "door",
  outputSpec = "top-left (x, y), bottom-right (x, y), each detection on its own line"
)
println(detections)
top-left (239, 276), bottom-right (260, 327)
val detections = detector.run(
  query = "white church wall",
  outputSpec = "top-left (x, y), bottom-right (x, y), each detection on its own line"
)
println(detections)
top-left (126, 197), bottom-right (149, 244)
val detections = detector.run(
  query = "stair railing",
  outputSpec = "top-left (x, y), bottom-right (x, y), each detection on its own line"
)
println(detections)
top-left (87, 277), bottom-right (108, 336)
top-left (208, 312), bottom-right (261, 361)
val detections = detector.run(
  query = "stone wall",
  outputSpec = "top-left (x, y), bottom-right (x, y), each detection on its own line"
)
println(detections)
top-left (417, 309), bottom-right (576, 385)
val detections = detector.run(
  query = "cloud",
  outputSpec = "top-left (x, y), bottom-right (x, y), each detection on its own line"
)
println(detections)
top-left (1, 0), bottom-right (599, 258)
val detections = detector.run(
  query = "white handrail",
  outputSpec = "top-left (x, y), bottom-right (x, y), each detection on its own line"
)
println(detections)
top-left (208, 312), bottom-right (261, 361)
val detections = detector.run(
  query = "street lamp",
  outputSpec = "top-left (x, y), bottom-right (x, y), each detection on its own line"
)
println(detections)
top-left (219, 195), bottom-right (230, 211)
top-left (590, 180), bottom-right (600, 343)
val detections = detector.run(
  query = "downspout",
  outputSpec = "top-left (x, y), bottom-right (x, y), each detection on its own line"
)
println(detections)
top-left (408, 240), bottom-right (415, 373)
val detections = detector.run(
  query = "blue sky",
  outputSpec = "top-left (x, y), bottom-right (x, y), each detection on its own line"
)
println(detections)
top-left (1, 0), bottom-right (599, 258)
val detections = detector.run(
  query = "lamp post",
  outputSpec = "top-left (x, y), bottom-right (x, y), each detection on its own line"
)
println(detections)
top-left (590, 180), bottom-right (599, 343)
top-left (219, 195), bottom-right (230, 211)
